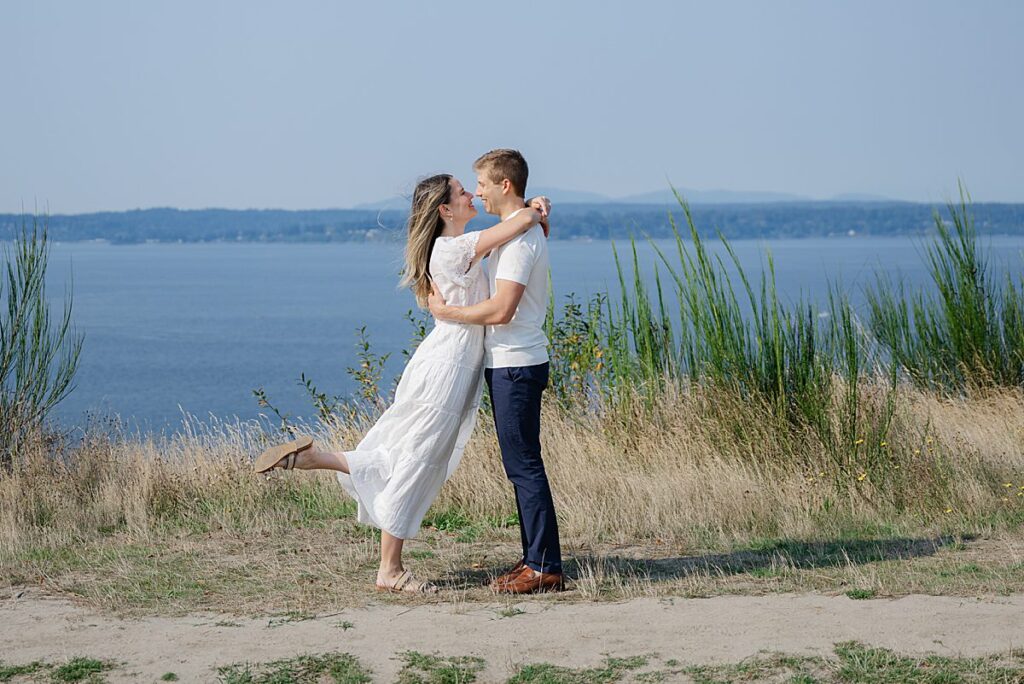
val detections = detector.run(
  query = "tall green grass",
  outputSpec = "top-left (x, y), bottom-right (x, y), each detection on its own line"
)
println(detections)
top-left (547, 186), bottom-right (1021, 401)
top-left (547, 194), bottom-right (869, 415)
top-left (1, 217), bottom-right (83, 468)
top-left (866, 184), bottom-right (1024, 393)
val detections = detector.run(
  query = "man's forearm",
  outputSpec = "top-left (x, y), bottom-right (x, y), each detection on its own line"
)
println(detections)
top-left (437, 298), bottom-right (511, 326)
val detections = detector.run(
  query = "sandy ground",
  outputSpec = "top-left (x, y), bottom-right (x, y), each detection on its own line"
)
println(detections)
top-left (3, 589), bottom-right (1023, 682)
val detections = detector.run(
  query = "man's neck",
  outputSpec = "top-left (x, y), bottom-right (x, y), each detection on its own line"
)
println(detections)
top-left (498, 197), bottom-right (527, 221)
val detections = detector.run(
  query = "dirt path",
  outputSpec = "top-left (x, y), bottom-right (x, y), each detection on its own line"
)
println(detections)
top-left (3, 589), bottom-right (1023, 682)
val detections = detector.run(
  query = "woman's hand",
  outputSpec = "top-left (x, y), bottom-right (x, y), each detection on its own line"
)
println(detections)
top-left (528, 196), bottom-right (551, 218)
top-left (527, 196), bottom-right (552, 237)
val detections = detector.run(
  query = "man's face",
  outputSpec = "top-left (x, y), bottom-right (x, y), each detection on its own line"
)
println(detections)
top-left (474, 170), bottom-right (504, 216)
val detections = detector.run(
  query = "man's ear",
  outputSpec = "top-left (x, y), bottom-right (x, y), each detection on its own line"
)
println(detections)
top-left (501, 179), bottom-right (513, 195)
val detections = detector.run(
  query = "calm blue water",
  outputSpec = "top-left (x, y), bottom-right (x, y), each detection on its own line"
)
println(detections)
top-left (39, 236), bottom-right (1024, 433)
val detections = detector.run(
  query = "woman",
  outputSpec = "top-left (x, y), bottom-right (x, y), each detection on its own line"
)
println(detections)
top-left (254, 174), bottom-right (549, 593)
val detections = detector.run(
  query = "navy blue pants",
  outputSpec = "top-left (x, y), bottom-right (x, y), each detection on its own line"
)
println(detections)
top-left (485, 362), bottom-right (562, 575)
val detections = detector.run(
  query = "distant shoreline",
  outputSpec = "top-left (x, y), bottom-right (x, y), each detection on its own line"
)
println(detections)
top-left (23, 232), bottom-right (1024, 248)
top-left (3, 201), bottom-right (1023, 243)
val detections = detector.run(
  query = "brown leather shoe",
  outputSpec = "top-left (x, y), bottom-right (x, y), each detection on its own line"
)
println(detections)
top-left (494, 566), bottom-right (565, 594)
top-left (489, 559), bottom-right (526, 590)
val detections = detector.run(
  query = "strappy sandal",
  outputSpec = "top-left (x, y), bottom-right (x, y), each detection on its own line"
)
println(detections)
top-left (375, 569), bottom-right (439, 594)
top-left (254, 436), bottom-right (314, 473)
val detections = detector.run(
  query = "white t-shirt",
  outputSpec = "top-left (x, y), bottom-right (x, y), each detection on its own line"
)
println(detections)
top-left (484, 222), bottom-right (550, 368)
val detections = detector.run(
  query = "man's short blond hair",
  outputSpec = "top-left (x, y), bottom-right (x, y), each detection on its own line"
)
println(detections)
top-left (473, 149), bottom-right (528, 198)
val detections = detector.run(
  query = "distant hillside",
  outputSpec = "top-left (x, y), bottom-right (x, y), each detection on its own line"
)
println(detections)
top-left (353, 186), bottom-right (613, 209)
top-left (0, 208), bottom-right (407, 244)
top-left (614, 188), bottom-right (810, 204)
top-left (2, 202), bottom-right (1023, 244)
top-left (354, 185), bottom-right (898, 207)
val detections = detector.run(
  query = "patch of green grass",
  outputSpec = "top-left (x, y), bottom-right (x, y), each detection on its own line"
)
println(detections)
top-left (669, 642), bottom-right (1024, 683)
top-left (160, 673), bottom-right (179, 682)
top-left (397, 651), bottom-right (485, 684)
top-left (422, 509), bottom-right (474, 532)
top-left (421, 509), bottom-right (486, 543)
top-left (0, 658), bottom-right (115, 683)
top-left (486, 514), bottom-right (520, 528)
top-left (17, 545), bottom-right (83, 566)
top-left (947, 538), bottom-right (968, 552)
top-left (336, 620), bottom-right (355, 631)
top-left (498, 606), bottom-right (525, 618)
top-left (749, 567), bottom-right (783, 579)
top-left (833, 640), bottom-right (1024, 682)
top-left (936, 562), bottom-right (985, 578)
top-left (0, 660), bottom-right (44, 681)
top-left (408, 550), bottom-right (436, 560)
top-left (845, 588), bottom-right (877, 600)
top-left (51, 657), bottom-right (111, 682)
top-left (508, 656), bottom-right (647, 683)
top-left (737, 537), bottom-right (896, 566)
top-left (214, 620), bottom-right (242, 627)
top-left (267, 611), bottom-right (316, 628)
top-left (684, 653), bottom-right (822, 684)
top-left (834, 521), bottom-right (902, 540)
top-left (290, 488), bottom-right (357, 523)
top-left (217, 652), bottom-right (371, 684)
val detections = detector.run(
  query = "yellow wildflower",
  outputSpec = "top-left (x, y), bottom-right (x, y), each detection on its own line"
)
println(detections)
top-left (944, 507), bottom-right (953, 513)
top-left (880, 441), bottom-right (888, 447)
top-left (854, 438), bottom-right (865, 445)
top-left (1004, 483), bottom-right (1013, 488)
top-left (857, 472), bottom-right (867, 482)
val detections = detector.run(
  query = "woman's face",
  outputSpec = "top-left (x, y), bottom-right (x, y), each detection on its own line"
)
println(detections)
top-left (444, 178), bottom-right (478, 224)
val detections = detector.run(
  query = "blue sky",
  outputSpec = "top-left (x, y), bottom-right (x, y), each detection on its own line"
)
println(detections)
top-left (2, 1), bottom-right (1022, 212)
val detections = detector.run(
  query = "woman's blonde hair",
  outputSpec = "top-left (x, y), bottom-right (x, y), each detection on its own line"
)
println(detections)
top-left (401, 173), bottom-right (452, 307)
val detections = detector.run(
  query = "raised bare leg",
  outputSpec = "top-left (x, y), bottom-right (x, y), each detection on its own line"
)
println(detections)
top-left (293, 446), bottom-right (350, 473)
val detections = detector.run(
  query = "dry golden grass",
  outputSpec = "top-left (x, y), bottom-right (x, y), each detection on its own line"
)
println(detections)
top-left (441, 381), bottom-right (1024, 545)
top-left (2, 381), bottom-right (1023, 615)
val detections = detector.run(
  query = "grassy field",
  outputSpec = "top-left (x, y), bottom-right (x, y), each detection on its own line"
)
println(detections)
top-left (1, 378), bottom-right (1022, 615)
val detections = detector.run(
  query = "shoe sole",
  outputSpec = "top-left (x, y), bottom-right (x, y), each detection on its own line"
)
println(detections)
top-left (254, 436), bottom-right (314, 473)
top-left (493, 580), bottom-right (566, 594)
top-left (375, 583), bottom-right (439, 594)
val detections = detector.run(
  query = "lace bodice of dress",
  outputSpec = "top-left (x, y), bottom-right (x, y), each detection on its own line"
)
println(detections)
top-left (429, 231), bottom-right (489, 307)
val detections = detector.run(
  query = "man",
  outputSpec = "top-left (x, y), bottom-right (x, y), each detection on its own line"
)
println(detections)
top-left (428, 148), bottom-right (563, 594)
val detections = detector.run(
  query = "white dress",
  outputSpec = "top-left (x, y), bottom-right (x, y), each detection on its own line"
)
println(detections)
top-left (336, 230), bottom-right (488, 539)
